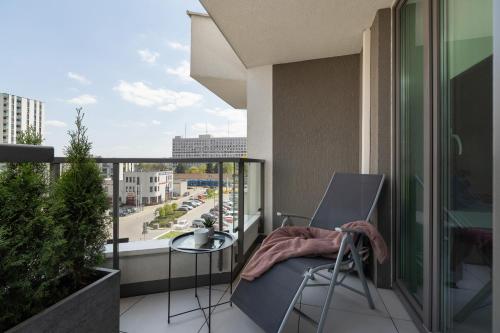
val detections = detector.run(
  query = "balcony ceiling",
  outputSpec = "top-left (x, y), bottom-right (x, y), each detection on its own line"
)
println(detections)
top-left (200, 0), bottom-right (393, 68)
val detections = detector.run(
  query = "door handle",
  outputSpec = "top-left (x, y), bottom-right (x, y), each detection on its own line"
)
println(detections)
top-left (451, 134), bottom-right (463, 156)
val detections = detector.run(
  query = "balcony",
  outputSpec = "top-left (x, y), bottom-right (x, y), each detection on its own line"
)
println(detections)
top-left (0, 144), bottom-right (419, 333)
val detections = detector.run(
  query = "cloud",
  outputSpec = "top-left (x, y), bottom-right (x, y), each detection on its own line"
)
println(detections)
top-left (67, 72), bottom-right (91, 85)
top-left (166, 60), bottom-right (191, 82)
top-left (205, 108), bottom-right (246, 121)
top-left (152, 120), bottom-right (161, 125)
top-left (137, 49), bottom-right (160, 64)
top-left (113, 121), bottom-right (148, 128)
top-left (191, 108), bottom-right (247, 137)
top-left (191, 121), bottom-right (246, 137)
top-left (113, 80), bottom-right (202, 112)
top-left (168, 41), bottom-right (189, 52)
top-left (45, 120), bottom-right (67, 128)
top-left (67, 94), bottom-right (97, 105)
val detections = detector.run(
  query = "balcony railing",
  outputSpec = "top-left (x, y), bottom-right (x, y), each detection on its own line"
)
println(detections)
top-left (0, 144), bottom-right (265, 283)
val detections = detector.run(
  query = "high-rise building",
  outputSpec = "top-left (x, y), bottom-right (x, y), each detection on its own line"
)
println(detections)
top-left (0, 93), bottom-right (44, 143)
top-left (172, 134), bottom-right (247, 158)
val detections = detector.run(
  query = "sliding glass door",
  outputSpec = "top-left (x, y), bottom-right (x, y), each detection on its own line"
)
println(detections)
top-left (439, 0), bottom-right (493, 332)
top-left (396, 0), bottom-right (493, 332)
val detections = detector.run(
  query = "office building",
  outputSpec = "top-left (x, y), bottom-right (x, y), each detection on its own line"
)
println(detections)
top-left (172, 134), bottom-right (246, 158)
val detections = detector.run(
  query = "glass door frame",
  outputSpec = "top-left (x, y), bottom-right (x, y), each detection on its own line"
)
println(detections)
top-left (395, 0), bottom-right (497, 332)
top-left (393, 0), bottom-right (436, 331)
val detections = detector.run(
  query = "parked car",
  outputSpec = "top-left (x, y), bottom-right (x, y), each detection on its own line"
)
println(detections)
top-left (182, 201), bottom-right (197, 208)
top-left (201, 213), bottom-right (217, 221)
top-left (176, 206), bottom-right (190, 212)
top-left (191, 219), bottom-right (205, 228)
top-left (173, 219), bottom-right (189, 230)
top-left (224, 215), bottom-right (234, 223)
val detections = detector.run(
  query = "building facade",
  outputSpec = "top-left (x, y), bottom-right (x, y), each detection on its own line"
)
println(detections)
top-left (0, 93), bottom-right (44, 143)
top-left (172, 134), bottom-right (246, 158)
top-left (119, 170), bottom-right (173, 206)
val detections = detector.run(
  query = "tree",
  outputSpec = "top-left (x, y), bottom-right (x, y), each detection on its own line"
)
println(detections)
top-left (188, 166), bottom-right (199, 174)
top-left (163, 203), bottom-right (173, 215)
top-left (198, 164), bottom-right (206, 174)
top-left (223, 163), bottom-right (234, 175)
top-left (50, 108), bottom-right (111, 287)
top-left (0, 128), bottom-right (64, 330)
top-left (206, 163), bottom-right (213, 174)
top-left (171, 203), bottom-right (178, 211)
top-left (175, 163), bottom-right (186, 173)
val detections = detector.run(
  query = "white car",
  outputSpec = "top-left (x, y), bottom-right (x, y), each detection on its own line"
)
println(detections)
top-left (173, 219), bottom-right (189, 230)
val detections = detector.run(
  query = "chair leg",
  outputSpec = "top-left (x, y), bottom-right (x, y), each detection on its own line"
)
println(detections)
top-left (316, 235), bottom-right (348, 333)
top-left (277, 271), bottom-right (312, 333)
top-left (347, 234), bottom-right (375, 309)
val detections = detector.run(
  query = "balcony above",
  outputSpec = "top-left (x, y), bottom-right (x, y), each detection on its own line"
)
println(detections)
top-left (188, 11), bottom-right (247, 109)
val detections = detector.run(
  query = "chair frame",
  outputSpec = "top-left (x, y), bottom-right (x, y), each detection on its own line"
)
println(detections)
top-left (276, 174), bottom-right (385, 333)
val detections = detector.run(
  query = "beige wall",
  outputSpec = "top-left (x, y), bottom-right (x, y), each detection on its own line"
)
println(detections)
top-left (272, 55), bottom-right (361, 228)
top-left (247, 65), bottom-right (273, 234)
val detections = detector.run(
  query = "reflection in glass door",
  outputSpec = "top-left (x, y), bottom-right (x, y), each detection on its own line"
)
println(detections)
top-left (399, 0), bottom-right (425, 306)
top-left (439, 0), bottom-right (493, 332)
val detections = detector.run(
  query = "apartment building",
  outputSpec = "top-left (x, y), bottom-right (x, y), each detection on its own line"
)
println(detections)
top-left (100, 162), bottom-right (135, 180)
top-left (120, 170), bottom-right (173, 206)
top-left (172, 134), bottom-right (246, 158)
top-left (0, 93), bottom-right (44, 143)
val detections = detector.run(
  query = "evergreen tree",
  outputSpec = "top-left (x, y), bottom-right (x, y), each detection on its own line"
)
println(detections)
top-left (50, 108), bottom-right (110, 287)
top-left (0, 128), bottom-right (64, 330)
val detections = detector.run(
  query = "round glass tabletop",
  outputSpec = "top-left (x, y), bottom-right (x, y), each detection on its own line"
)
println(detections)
top-left (170, 231), bottom-right (235, 254)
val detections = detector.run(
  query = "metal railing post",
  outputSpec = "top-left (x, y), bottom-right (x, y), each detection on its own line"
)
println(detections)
top-left (50, 163), bottom-right (60, 182)
top-left (237, 160), bottom-right (245, 264)
top-left (218, 161), bottom-right (224, 271)
top-left (112, 163), bottom-right (120, 270)
top-left (260, 161), bottom-right (265, 234)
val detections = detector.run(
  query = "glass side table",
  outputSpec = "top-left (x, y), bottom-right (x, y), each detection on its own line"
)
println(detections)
top-left (168, 231), bottom-right (235, 333)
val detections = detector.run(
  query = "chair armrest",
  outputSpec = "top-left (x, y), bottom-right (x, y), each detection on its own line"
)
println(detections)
top-left (277, 211), bottom-right (311, 227)
top-left (334, 227), bottom-right (367, 235)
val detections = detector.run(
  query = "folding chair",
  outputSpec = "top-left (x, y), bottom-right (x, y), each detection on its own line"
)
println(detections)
top-left (231, 172), bottom-right (385, 333)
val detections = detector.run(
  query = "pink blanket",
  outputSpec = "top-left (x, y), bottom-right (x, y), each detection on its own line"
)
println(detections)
top-left (241, 221), bottom-right (388, 281)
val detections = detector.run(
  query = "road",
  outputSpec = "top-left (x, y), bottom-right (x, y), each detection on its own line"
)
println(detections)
top-left (115, 187), bottom-right (218, 241)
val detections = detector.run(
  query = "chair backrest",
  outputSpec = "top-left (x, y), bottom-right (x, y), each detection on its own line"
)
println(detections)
top-left (310, 173), bottom-right (385, 230)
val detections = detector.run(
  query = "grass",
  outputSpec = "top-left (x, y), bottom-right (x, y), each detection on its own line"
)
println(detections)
top-left (158, 231), bottom-right (187, 239)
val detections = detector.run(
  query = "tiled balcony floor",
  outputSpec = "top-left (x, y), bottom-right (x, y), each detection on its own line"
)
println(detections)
top-left (120, 274), bottom-right (419, 333)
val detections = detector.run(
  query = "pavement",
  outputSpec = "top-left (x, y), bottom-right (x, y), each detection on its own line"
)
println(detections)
top-left (115, 187), bottom-right (221, 241)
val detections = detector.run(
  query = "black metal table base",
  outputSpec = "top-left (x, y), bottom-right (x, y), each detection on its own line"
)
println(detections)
top-left (168, 244), bottom-right (234, 333)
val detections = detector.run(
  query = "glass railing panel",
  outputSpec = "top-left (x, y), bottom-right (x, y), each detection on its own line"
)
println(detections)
top-left (222, 162), bottom-right (238, 234)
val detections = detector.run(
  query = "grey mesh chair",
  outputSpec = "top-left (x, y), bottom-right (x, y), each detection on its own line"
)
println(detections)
top-left (231, 172), bottom-right (385, 333)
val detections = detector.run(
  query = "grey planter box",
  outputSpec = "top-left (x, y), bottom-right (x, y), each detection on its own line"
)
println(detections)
top-left (7, 268), bottom-right (120, 333)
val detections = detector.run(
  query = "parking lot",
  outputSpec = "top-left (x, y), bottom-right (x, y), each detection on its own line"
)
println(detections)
top-left (115, 187), bottom-right (236, 241)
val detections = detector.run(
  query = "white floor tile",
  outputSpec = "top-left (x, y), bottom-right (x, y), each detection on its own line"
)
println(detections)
top-left (300, 272), bottom-right (389, 318)
top-left (393, 319), bottom-right (420, 333)
top-left (284, 304), bottom-right (398, 333)
top-left (120, 287), bottom-right (229, 333)
top-left (377, 288), bottom-right (412, 321)
top-left (120, 296), bottom-right (144, 316)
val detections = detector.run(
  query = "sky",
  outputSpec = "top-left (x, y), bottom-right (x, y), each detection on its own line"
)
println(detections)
top-left (0, 0), bottom-right (246, 157)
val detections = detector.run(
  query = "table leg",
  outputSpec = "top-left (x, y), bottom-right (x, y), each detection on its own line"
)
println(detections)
top-left (195, 253), bottom-right (198, 297)
top-left (209, 252), bottom-right (212, 333)
top-left (230, 245), bottom-right (233, 306)
top-left (168, 246), bottom-right (171, 324)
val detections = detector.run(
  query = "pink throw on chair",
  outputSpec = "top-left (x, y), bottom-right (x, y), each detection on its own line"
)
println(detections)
top-left (240, 221), bottom-right (388, 281)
